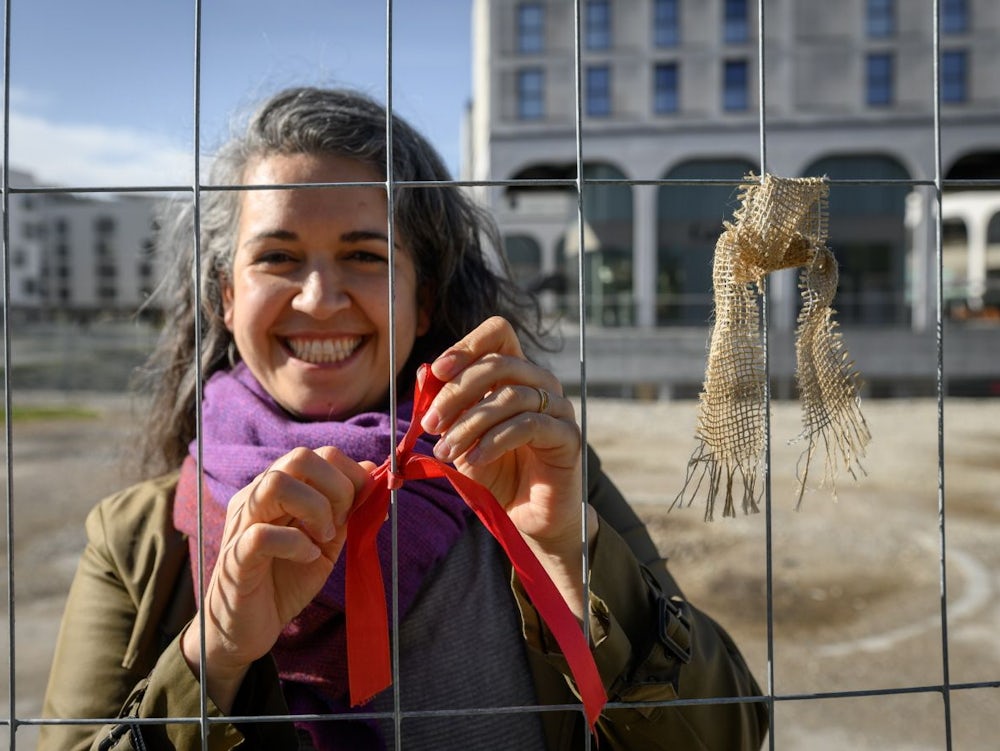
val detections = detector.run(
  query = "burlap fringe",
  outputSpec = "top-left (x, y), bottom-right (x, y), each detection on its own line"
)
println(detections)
top-left (673, 174), bottom-right (871, 520)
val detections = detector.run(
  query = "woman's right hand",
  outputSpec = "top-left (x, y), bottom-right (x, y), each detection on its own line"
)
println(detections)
top-left (180, 446), bottom-right (372, 712)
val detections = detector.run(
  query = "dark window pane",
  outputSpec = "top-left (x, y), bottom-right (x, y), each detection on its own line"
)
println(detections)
top-left (941, 50), bottom-right (968, 103)
top-left (724, 0), bottom-right (748, 43)
top-left (867, 0), bottom-right (894, 37)
top-left (654, 63), bottom-right (679, 113)
top-left (866, 53), bottom-right (893, 106)
top-left (586, 0), bottom-right (611, 50)
top-left (942, 0), bottom-right (969, 34)
top-left (586, 65), bottom-right (611, 116)
top-left (518, 69), bottom-right (545, 120)
top-left (517, 2), bottom-right (544, 54)
top-left (723, 59), bottom-right (748, 111)
top-left (654, 0), bottom-right (680, 47)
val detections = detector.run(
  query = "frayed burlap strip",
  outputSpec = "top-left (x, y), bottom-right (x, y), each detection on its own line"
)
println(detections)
top-left (674, 174), bottom-right (871, 520)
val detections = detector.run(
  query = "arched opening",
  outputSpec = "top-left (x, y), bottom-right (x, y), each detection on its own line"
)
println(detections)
top-left (946, 150), bottom-right (1000, 182)
top-left (509, 161), bottom-right (632, 326)
top-left (501, 233), bottom-right (543, 289)
top-left (656, 158), bottom-right (758, 325)
top-left (803, 155), bottom-right (911, 325)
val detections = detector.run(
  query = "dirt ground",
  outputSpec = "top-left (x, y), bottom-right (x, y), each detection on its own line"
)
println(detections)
top-left (1, 391), bottom-right (997, 750)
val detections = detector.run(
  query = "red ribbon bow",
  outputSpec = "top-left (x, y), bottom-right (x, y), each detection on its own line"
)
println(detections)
top-left (344, 364), bottom-right (607, 732)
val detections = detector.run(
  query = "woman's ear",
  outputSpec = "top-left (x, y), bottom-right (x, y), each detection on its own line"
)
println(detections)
top-left (221, 277), bottom-right (235, 332)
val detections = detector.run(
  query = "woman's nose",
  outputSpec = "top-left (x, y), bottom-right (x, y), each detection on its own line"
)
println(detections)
top-left (292, 268), bottom-right (349, 317)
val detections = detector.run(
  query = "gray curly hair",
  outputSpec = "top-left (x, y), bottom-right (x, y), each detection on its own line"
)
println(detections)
top-left (132, 86), bottom-right (544, 476)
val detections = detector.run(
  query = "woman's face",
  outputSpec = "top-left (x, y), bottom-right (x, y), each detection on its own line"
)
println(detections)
top-left (223, 152), bottom-right (429, 420)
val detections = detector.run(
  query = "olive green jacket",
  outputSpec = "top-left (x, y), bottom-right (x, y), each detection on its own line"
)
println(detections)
top-left (40, 454), bottom-right (767, 750)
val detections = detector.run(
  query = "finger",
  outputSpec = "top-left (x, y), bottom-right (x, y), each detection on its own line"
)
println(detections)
top-left (433, 385), bottom-right (575, 463)
top-left (237, 470), bottom-right (337, 544)
top-left (236, 447), bottom-right (363, 543)
top-left (429, 316), bottom-right (524, 382)
top-left (312, 446), bottom-right (372, 525)
top-left (423, 355), bottom-right (563, 437)
top-left (434, 396), bottom-right (581, 467)
top-left (236, 523), bottom-right (326, 568)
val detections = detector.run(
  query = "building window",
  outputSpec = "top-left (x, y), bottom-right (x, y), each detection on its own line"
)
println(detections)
top-left (503, 235), bottom-right (543, 288)
top-left (517, 2), bottom-right (544, 54)
top-left (942, 0), bottom-right (968, 34)
top-left (517, 68), bottom-right (545, 120)
top-left (586, 65), bottom-right (611, 117)
top-left (723, 59), bottom-right (749, 111)
top-left (866, 52), bottom-right (893, 106)
top-left (941, 50), bottom-right (968, 103)
top-left (585, 0), bottom-right (611, 50)
top-left (724, 0), bottom-right (748, 44)
top-left (654, 63), bottom-right (679, 113)
top-left (654, 0), bottom-right (680, 47)
top-left (867, 0), bottom-right (894, 38)
top-left (95, 216), bottom-right (116, 234)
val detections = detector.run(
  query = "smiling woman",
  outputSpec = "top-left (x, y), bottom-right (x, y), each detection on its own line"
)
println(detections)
top-left (37, 87), bottom-right (766, 751)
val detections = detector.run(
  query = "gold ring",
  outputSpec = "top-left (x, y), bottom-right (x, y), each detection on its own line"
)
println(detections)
top-left (535, 387), bottom-right (550, 415)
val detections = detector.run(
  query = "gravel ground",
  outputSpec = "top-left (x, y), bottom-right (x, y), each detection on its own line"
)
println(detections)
top-left (1, 391), bottom-right (997, 750)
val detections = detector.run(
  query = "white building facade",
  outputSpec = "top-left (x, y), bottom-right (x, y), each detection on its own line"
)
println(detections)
top-left (464, 0), bottom-right (1000, 333)
top-left (6, 169), bottom-right (163, 321)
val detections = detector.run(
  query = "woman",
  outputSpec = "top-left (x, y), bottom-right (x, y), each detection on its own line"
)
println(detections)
top-left (40, 87), bottom-right (767, 750)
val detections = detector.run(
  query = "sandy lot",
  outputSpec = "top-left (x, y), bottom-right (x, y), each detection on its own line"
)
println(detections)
top-left (1, 391), bottom-right (997, 749)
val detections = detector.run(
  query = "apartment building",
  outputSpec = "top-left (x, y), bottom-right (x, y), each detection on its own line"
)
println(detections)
top-left (464, 0), bottom-right (1000, 332)
top-left (6, 169), bottom-right (163, 321)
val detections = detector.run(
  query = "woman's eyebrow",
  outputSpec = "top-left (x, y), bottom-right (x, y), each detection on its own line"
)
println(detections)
top-left (340, 229), bottom-right (389, 244)
top-left (243, 228), bottom-right (397, 248)
top-left (341, 229), bottom-right (405, 252)
top-left (243, 229), bottom-right (299, 246)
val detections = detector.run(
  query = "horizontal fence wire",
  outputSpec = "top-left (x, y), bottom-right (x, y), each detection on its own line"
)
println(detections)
top-left (9, 177), bottom-right (1000, 195)
top-left (1, 0), bottom-right (996, 748)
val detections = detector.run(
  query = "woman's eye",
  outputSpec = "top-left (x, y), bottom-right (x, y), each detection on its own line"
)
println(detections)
top-left (256, 250), bottom-right (296, 265)
top-left (348, 250), bottom-right (388, 264)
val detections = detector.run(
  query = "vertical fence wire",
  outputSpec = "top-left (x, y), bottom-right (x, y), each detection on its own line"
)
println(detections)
top-left (1, 0), bottom-right (13, 745)
top-left (383, 0), bottom-right (405, 747)
top-left (754, 2), bottom-right (777, 748)
top-left (930, 0), bottom-right (953, 748)
top-left (190, 0), bottom-right (210, 748)
top-left (571, 0), bottom-right (594, 746)
top-left (573, 0), bottom-right (590, 728)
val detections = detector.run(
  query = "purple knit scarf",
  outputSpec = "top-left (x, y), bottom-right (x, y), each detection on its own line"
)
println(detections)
top-left (173, 363), bottom-right (470, 750)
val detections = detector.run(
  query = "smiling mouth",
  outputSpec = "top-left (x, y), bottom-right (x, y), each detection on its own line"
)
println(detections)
top-left (286, 337), bottom-right (363, 364)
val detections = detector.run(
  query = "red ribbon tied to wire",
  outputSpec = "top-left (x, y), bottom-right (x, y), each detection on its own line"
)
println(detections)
top-left (344, 364), bottom-right (607, 732)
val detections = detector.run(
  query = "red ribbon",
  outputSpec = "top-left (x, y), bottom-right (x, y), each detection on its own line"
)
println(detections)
top-left (344, 364), bottom-right (606, 732)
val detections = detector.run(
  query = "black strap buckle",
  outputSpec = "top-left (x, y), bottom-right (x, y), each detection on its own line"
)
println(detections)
top-left (656, 594), bottom-right (693, 664)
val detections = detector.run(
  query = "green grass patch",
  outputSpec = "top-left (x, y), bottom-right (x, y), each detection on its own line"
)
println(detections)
top-left (0, 405), bottom-right (99, 422)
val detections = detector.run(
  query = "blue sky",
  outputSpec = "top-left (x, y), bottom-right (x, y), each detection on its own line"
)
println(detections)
top-left (6, 0), bottom-right (472, 187)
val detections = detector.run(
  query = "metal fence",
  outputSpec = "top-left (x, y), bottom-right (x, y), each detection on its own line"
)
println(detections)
top-left (2, 1), bottom-right (998, 749)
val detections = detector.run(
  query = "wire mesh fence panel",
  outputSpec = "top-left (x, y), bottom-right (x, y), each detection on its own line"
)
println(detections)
top-left (2, 0), bottom-right (999, 749)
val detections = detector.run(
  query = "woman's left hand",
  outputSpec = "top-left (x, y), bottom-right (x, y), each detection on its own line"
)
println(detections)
top-left (420, 316), bottom-right (597, 618)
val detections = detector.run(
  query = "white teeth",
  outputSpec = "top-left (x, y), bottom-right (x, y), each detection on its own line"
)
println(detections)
top-left (287, 337), bottom-right (362, 364)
